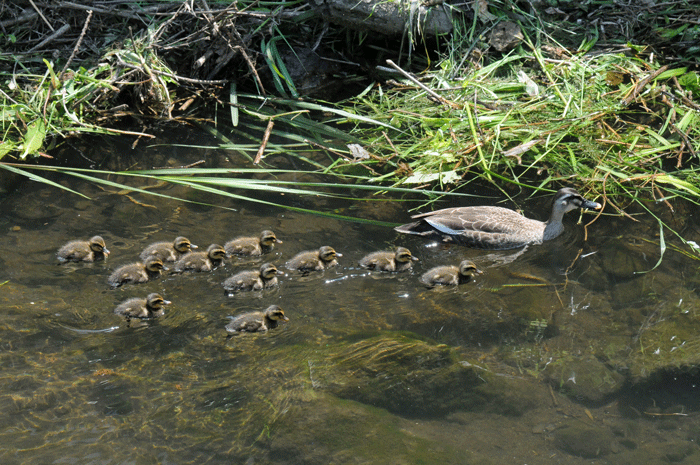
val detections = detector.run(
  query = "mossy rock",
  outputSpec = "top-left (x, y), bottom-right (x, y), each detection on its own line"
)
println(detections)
top-left (624, 311), bottom-right (700, 380)
top-left (544, 354), bottom-right (625, 404)
top-left (553, 422), bottom-right (613, 458)
top-left (599, 240), bottom-right (655, 281)
top-left (309, 332), bottom-right (541, 417)
top-left (268, 396), bottom-right (485, 465)
top-left (605, 441), bottom-right (700, 465)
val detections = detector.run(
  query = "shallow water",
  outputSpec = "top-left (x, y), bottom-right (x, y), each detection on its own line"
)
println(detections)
top-left (2, 131), bottom-right (700, 464)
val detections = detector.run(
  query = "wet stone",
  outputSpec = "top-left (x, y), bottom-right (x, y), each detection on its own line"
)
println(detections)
top-left (489, 21), bottom-right (524, 51)
top-left (543, 354), bottom-right (625, 404)
top-left (599, 240), bottom-right (654, 281)
top-left (311, 332), bottom-right (541, 417)
top-left (553, 422), bottom-right (613, 458)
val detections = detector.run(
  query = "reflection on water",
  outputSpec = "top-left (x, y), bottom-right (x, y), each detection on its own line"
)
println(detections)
top-left (2, 132), bottom-right (700, 464)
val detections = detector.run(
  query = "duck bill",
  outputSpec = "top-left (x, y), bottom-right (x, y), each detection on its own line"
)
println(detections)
top-left (582, 200), bottom-right (602, 210)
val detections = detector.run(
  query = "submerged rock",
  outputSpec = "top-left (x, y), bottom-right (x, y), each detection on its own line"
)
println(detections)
top-left (554, 422), bottom-right (613, 458)
top-left (543, 354), bottom-right (625, 404)
top-left (309, 332), bottom-right (542, 417)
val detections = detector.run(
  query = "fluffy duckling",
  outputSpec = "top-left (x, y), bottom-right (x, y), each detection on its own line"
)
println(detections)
top-left (225, 230), bottom-right (282, 257)
top-left (108, 257), bottom-right (166, 287)
top-left (173, 244), bottom-right (226, 272)
top-left (286, 246), bottom-right (341, 272)
top-left (359, 247), bottom-right (417, 272)
top-left (57, 235), bottom-right (110, 263)
top-left (223, 263), bottom-right (283, 294)
top-left (420, 260), bottom-right (482, 288)
top-left (114, 293), bottom-right (171, 319)
top-left (225, 305), bottom-right (289, 334)
top-left (140, 236), bottom-right (196, 262)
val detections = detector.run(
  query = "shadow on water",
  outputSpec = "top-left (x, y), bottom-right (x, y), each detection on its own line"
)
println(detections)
top-left (2, 129), bottom-right (700, 464)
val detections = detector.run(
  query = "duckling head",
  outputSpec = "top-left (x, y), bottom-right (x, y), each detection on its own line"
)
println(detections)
top-left (458, 260), bottom-right (482, 280)
top-left (318, 246), bottom-right (340, 262)
top-left (395, 247), bottom-right (417, 263)
top-left (144, 256), bottom-right (166, 273)
top-left (264, 305), bottom-right (289, 322)
top-left (260, 230), bottom-right (282, 247)
top-left (89, 235), bottom-right (110, 256)
top-left (146, 293), bottom-right (171, 311)
top-left (206, 244), bottom-right (227, 261)
top-left (173, 236), bottom-right (195, 254)
top-left (260, 262), bottom-right (282, 279)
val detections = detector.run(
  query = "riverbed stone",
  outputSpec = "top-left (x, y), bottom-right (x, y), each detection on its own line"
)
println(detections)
top-left (310, 332), bottom-right (541, 416)
top-left (268, 395), bottom-right (491, 465)
top-left (543, 354), bottom-right (625, 404)
top-left (599, 239), bottom-right (655, 281)
top-left (553, 422), bottom-right (613, 458)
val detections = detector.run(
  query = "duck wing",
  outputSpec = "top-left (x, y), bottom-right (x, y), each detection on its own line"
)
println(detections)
top-left (397, 206), bottom-right (541, 250)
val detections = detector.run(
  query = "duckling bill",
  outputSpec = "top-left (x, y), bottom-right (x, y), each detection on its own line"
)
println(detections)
top-left (395, 188), bottom-right (601, 250)
top-left (359, 247), bottom-right (417, 272)
top-left (114, 293), bottom-right (171, 319)
top-left (57, 235), bottom-right (110, 262)
top-left (225, 305), bottom-right (289, 334)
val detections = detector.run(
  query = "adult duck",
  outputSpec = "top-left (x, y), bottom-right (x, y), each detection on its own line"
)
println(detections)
top-left (395, 188), bottom-right (601, 250)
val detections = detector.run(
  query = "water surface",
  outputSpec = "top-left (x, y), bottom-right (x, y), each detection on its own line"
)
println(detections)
top-left (1, 131), bottom-right (700, 464)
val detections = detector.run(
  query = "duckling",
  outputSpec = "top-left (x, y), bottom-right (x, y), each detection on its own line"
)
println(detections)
top-left (173, 244), bottom-right (226, 272)
top-left (57, 235), bottom-right (110, 263)
top-left (108, 257), bottom-right (166, 287)
top-left (395, 188), bottom-right (602, 250)
top-left (225, 305), bottom-right (289, 334)
top-left (286, 246), bottom-right (341, 272)
top-left (359, 247), bottom-right (417, 272)
top-left (225, 230), bottom-right (282, 257)
top-left (139, 236), bottom-right (196, 262)
top-left (114, 293), bottom-right (171, 319)
top-left (420, 260), bottom-right (482, 288)
top-left (223, 263), bottom-right (283, 294)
